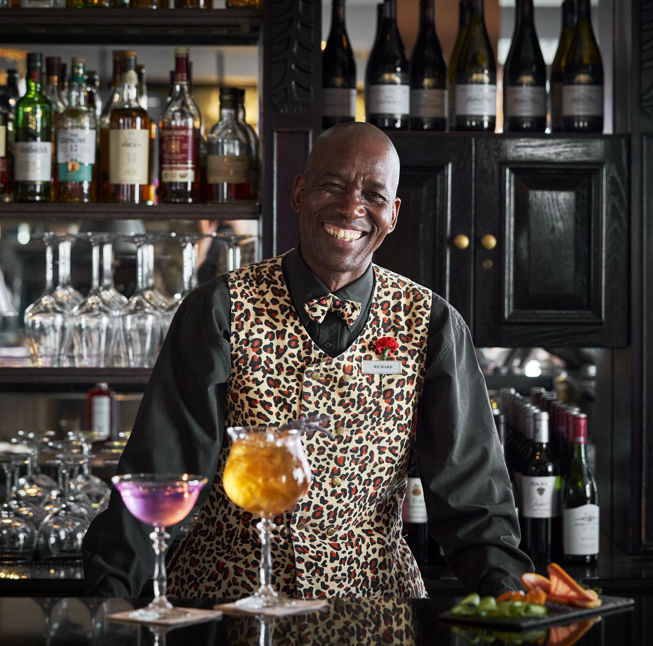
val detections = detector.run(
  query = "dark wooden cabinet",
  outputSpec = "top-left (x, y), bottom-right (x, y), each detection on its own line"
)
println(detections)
top-left (376, 133), bottom-right (629, 348)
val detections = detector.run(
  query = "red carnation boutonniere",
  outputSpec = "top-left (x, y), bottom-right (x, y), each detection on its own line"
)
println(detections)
top-left (374, 336), bottom-right (399, 391)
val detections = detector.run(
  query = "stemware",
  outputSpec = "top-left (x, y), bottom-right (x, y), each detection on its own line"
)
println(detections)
top-left (222, 425), bottom-right (312, 609)
top-left (215, 232), bottom-right (256, 271)
top-left (67, 431), bottom-right (111, 515)
top-left (165, 232), bottom-right (202, 318)
top-left (97, 233), bottom-right (128, 313)
top-left (13, 430), bottom-right (58, 505)
top-left (23, 232), bottom-right (70, 367)
top-left (111, 473), bottom-right (207, 621)
top-left (51, 234), bottom-right (83, 313)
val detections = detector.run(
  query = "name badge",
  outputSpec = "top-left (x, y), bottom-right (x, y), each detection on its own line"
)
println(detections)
top-left (361, 360), bottom-right (402, 375)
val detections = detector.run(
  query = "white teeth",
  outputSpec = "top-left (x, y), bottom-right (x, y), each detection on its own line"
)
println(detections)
top-left (324, 224), bottom-right (362, 241)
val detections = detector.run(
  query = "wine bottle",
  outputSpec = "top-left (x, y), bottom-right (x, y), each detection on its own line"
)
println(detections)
top-left (106, 54), bottom-right (154, 204)
top-left (562, 0), bottom-right (603, 133)
top-left (14, 52), bottom-right (53, 203)
top-left (521, 411), bottom-right (559, 564)
top-left (495, 412), bottom-right (520, 517)
top-left (235, 88), bottom-right (259, 200)
top-left (503, 0), bottom-right (546, 132)
top-left (55, 57), bottom-right (97, 203)
top-left (322, 0), bottom-right (357, 129)
top-left (365, 0), bottom-right (410, 130)
top-left (563, 412), bottom-right (599, 564)
top-left (159, 47), bottom-right (202, 204)
top-left (550, 0), bottom-right (575, 132)
top-left (44, 57), bottom-right (66, 119)
top-left (409, 0), bottom-right (447, 131)
top-left (447, 0), bottom-right (471, 130)
top-left (84, 382), bottom-right (118, 443)
top-left (453, 0), bottom-right (497, 132)
top-left (402, 452), bottom-right (431, 567)
top-left (0, 102), bottom-right (10, 201)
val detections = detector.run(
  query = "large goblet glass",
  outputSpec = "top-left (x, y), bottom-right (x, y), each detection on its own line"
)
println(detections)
top-left (223, 426), bottom-right (312, 609)
top-left (111, 473), bottom-right (207, 621)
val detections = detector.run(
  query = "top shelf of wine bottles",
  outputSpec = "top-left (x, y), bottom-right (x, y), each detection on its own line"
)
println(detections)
top-left (0, 7), bottom-right (262, 46)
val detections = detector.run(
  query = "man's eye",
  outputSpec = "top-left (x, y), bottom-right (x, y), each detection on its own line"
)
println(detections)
top-left (366, 191), bottom-right (386, 202)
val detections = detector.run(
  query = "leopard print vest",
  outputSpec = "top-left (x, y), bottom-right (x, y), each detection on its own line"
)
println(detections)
top-left (168, 254), bottom-right (432, 599)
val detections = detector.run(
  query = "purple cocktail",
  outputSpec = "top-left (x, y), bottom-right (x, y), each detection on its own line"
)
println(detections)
top-left (112, 473), bottom-right (207, 622)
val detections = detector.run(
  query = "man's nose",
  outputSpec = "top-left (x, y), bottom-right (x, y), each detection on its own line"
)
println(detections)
top-left (335, 190), bottom-right (366, 219)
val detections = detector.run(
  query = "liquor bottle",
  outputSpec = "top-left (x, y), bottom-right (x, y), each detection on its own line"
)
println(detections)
top-left (137, 64), bottom-right (148, 112)
top-left (59, 62), bottom-right (69, 109)
top-left (409, 0), bottom-right (447, 131)
top-left (99, 51), bottom-right (134, 201)
top-left (503, 0), bottom-right (546, 132)
top-left (0, 103), bottom-right (11, 201)
top-left (562, 0), bottom-right (603, 133)
top-left (235, 88), bottom-right (258, 200)
top-left (206, 87), bottom-right (251, 203)
top-left (402, 452), bottom-right (431, 567)
top-left (84, 382), bottom-right (118, 443)
top-left (453, 0), bottom-right (496, 132)
top-left (322, 0), bottom-right (357, 129)
top-left (56, 57), bottom-right (97, 203)
top-left (164, 70), bottom-right (177, 111)
top-left (106, 54), bottom-right (154, 204)
top-left (495, 412), bottom-right (520, 517)
top-left (550, 0), bottom-right (575, 132)
top-left (14, 52), bottom-right (53, 203)
top-left (563, 412), bottom-right (599, 564)
top-left (365, 0), bottom-right (410, 130)
top-left (447, 0), bottom-right (471, 130)
top-left (86, 70), bottom-right (103, 123)
top-left (0, 70), bottom-right (20, 115)
top-left (159, 47), bottom-right (202, 204)
top-left (44, 56), bottom-right (66, 119)
top-left (521, 411), bottom-right (559, 564)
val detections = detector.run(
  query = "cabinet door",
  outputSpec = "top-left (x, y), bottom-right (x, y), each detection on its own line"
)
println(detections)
top-left (374, 134), bottom-right (474, 326)
top-left (474, 136), bottom-right (629, 348)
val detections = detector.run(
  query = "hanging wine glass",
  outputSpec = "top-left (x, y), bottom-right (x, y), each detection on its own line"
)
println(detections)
top-left (223, 425), bottom-right (312, 609)
top-left (24, 232), bottom-right (70, 367)
top-left (111, 473), bottom-right (207, 621)
top-left (215, 232), bottom-right (256, 271)
top-left (0, 453), bottom-right (48, 528)
top-left (165, 232), bottom-right (202, 318)
top-left (71, 233), bottom-right (122, 368)
top-left (67, 431), bottom-right (111, 516)
top-left (120, 234), bottom-right (165, 368)
top-left (97, 232), bottom-right (128, 313)
top-left (51, 233), bottom-right (83, 312)
top-left (13, 430), bottom-right (58, 506)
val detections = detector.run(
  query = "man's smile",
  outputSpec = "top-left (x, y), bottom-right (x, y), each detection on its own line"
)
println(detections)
top-left (322, 223), bottom-right (365, 241)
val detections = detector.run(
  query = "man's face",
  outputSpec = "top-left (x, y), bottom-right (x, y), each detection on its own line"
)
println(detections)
top-left (291, 133), bottom-right (400, 290)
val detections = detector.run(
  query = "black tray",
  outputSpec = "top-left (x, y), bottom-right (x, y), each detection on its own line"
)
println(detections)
top-left (439, 594), bottom-right (634, 630)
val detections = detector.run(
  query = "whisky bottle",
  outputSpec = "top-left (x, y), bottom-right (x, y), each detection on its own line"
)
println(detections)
top-left (235, 88), bottom-right (258, 200)
top-left (206, 87), bottom-right (251, 203)
top-left (106, 54), bottom-right (154, 204)
top-left (86, 70), bottom-right (103, 123)
top-left (56, 57), bottom-right (97, 203)
top-left (44, 57), bottom-right (66, 119)
top-left (159, 47), bottom-right (202, 204)
top-left (14, 52), bottom-right (53, 203)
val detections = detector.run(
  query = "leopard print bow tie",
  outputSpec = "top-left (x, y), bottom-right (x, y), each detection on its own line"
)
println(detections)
top-left (304, 293), bottom-right (362, 326)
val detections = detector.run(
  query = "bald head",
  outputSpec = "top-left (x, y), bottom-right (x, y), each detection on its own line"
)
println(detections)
top-left (304, 122), bottom-right (401, 197)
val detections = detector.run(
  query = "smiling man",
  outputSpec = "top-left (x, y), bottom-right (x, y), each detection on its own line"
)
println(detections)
top-left (83, 122), bottom-right (532, 600)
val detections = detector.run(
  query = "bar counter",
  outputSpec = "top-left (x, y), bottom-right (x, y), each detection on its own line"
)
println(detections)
top-left (0, 591), bottom-right (648, 645)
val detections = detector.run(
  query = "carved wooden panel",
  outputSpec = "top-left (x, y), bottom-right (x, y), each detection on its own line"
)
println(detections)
top-left (374, 134), bottom-right (474, 325)
top-left (474, 135), bottom-right (629, 348)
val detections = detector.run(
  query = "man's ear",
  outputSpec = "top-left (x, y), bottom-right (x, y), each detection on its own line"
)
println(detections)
top-left (290, 174), bottom-right (305, 213)
top-left (389, 196), bottom-right (401, 233)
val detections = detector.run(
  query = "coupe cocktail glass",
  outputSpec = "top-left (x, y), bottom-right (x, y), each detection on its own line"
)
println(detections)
top-left (111, 473), bottom-right (207, 621)
top-left (223, 426), bottom-right (312, 609)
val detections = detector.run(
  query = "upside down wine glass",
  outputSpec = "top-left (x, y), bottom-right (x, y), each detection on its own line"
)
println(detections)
top-left (111, 473), bottom-right (207, 621)
top-left (223, 426), bottom-right (312, 609)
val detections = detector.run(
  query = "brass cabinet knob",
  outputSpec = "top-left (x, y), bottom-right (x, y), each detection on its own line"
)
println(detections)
top-left (452, 234), bottom-right (470, 250)
top-left (480, 234), bottom-right (497, 250)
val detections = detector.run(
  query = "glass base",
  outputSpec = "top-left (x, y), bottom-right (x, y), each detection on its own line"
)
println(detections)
top-left (234, 587), bottom-right (295, 611)
top-left (129, 599), bottom-right (191, 622)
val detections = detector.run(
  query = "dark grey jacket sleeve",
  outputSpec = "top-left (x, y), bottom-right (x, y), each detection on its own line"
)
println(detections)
top-left (82, 277), bottom-right (232, 597)
top-left (417, 295), bottom-right (533, 596)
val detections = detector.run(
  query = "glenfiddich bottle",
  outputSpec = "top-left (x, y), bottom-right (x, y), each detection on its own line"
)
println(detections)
top-left (106, 54), bottom-right (154, 204)
top-left (14, 53), bottom-right (53, 203)
top-left (159, 47), bottom-right (202, 204)
top-left (409, 0), bottom-right (447, 131)
top-left (55, 58), bottom-right (97, 203)
top-left (322, 0), bottom-right (357, 129)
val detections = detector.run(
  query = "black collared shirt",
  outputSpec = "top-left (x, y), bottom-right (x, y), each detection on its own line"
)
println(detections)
top-left (83, 251), bottom-right (533, 599)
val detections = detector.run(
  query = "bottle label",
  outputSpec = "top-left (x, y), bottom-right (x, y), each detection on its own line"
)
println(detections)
top-left (367, 84), bottom-right (410, 116)
top-left (57, 129), bottom-right (96, 182)
top-left (505, 86), bottom-right (547, 118)
top-left (562, 85), bottom-right (604, 117)
top-left (563, 504), bottom-right (599, 555)
top-left (551, 81), bottom-right (564, 130)
top-left (14, 141), bottom-right (52, 182)
top-left (109, 129), bottom-right (149, 185)
top-left (91, 394), bottom-right (112, 441)
top-left (160, 126), bottom-right (197, 183)
top-left (521, 475), bottom-right (559, 518)
top-left (410, 88), bottom-right (447, 118)
top-left (402, 477), bottom-right (428, 523)
top-left (322, 88), bottom-right (357, 118)
top-left (207, 154), bottom-right (250, 184)
top-left (455, 84), bottom-right (497, 117)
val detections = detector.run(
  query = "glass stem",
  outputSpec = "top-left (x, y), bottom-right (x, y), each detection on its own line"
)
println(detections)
top-left (91, 242), bottom-right (101, 292)
top-left (257, 518), bottom-right (276, 597)
top-left (144, 243), bottom-right (156, 289)
top-left (57, 238), bottom-right (73, 288)
top-left (101, 242), bottom-right (115, 289)
top-left (135, 243), bottom-right (148, 293)
top-left (44, 240), bottom-right (55, 293)
top-left (150, 525), bottom-right (171, 608)
top-left (227, 239), bottom-right (241, 271)
top-left (181, 241), bottom-right (197, 294)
